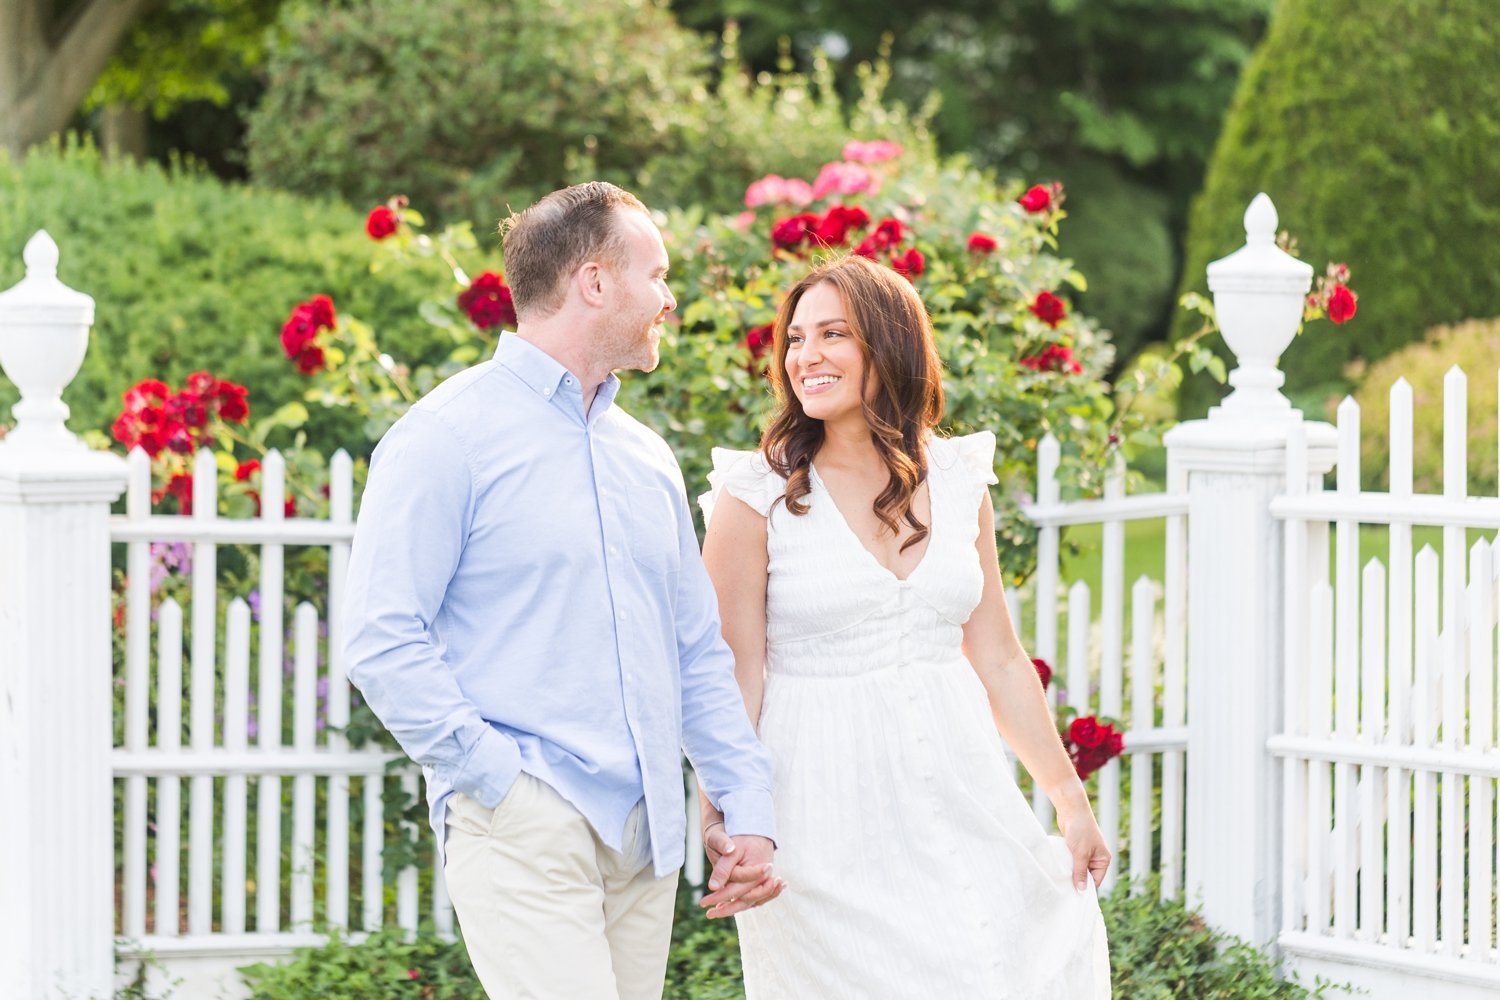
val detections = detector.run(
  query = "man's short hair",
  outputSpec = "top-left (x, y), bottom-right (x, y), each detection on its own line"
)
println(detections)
top-left (499, 182), bottom-right (648, 320)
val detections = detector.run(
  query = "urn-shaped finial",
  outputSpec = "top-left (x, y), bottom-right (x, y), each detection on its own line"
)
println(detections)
top-left (0, 231), bottom-right (97, 451)
top-left (1204, 194), bottom-right (1315, 421)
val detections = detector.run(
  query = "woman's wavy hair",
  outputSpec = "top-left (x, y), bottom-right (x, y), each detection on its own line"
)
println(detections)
top-left (761, 254), bottom-right (945, 551)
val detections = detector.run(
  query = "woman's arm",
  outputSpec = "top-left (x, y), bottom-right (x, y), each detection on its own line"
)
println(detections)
top-left (695, 492), bottom-right (780, 913)
top-left (961, 494), bottom-right (1111, 888)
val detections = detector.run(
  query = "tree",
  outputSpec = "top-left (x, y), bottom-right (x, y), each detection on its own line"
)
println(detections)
top-left (0, 0), bottom-right (156, 158)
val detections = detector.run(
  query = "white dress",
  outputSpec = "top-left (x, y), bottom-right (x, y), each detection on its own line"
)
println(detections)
top-left (701, 432), bottom-right (1110, 1000)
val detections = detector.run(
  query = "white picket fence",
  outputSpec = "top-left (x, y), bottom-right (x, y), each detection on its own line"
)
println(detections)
top-left (1272, 371), bottom-right (1500, 995)
top-left (106, 436), bottom-right (1193, 995)
top-left (110, 448), bottom-right (456, 992)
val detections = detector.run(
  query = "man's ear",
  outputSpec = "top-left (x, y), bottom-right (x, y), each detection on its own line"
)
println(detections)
top-left (576, 260), bottom-right (607, 308)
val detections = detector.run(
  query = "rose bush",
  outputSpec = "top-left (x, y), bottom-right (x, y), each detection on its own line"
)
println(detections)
top-left (265, 136), bottom-right (1131, 582)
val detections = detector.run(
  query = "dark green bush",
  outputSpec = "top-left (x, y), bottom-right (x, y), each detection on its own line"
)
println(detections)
top-left (1174, 0), bottom-right (1500, 417)
top-left (0, 140), bottom-right (468, 452)
top-left (239, 929), bottom-right (480, 999)
top-left (245, 0), bottom-right (710, 226)
top-left (244, 0), bottom-right (883, 227)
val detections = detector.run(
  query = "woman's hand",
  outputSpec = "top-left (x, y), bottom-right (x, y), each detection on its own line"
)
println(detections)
top-left (1057, 801), bottom-right (1111, 891)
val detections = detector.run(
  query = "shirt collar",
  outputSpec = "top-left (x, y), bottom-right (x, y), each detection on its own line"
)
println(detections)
top-left (496, 334), bottom-right (622, 417)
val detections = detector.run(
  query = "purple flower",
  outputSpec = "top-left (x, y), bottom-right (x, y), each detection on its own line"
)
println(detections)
top-left (247, 590), bottom-right (262, 622)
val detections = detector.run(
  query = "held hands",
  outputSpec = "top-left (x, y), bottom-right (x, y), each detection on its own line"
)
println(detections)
top-left (697, 823), bottom-right (785, 919)
top-left (1057, 801), bottom-right (1111, 892)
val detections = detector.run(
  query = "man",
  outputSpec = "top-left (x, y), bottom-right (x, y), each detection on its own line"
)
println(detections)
top-left (344, 182), bottom-right (780, 998)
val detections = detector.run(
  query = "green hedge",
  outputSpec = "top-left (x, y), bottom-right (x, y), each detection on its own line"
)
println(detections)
top-left (0, 140), bottom-right (472, 451)
top-left (1174, 0), bottom-right (1500, 417)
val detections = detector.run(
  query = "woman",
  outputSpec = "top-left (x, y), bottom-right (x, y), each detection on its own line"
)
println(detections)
top-left (696, 254), bottom-right (1111, 997)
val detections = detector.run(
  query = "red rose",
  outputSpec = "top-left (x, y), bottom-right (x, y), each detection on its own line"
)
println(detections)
top-left (137, 428), bottom-right (167, 457)
top-left (1018, 184), bottom-right (1052, 214)
top-left (234, 460), bottom-right (261, 482)
top-left (457, 272), bottom-right (518, 330)
top-left (308, 294), bottom-right (336, 331)
top-left (771, 213), bottom-right (820, 251)
top-left (184, 371), bottom-right (218, 396)
top-left (1031, 657), bottom-right (1052, 690)
top-left (295, 345), bottom-right (327, 374)
top-left (284, 495), bottom-right (297, 518)
top-left (967, 232), bottom-right (999, 255)
top-left (890, 247), bottom-right (925, 280)
top-left (1069, 716), bottom-right (1104, 750)
top-left (407, 969), bottom-right (420, 981)
top-left (216, 382), bottom-right (250, 423)
top-left (164, 473), bottom-right (194, 515)
top-left (1029, 291), bottom-right (1067, 328)
top-left (164, 425), bottom-right (193, 455)
top-left (366, 205), bottom-right (399, 240)
top-left (281, 304), bottom-right (320, 358)
top-left (122, 379), bottom-right (170, 412)
top-left (1020, 343), bottom-right (1082, 375)
top-left (172, 391), bottom-right (209, 430)
top-left (871, 217), bottom-right (904, 250)
top-left (745, 324), bottom-right (775, 364)
top-left (1327, 284), bottom-right (1357, 324)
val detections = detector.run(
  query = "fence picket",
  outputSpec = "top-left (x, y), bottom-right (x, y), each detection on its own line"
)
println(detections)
top-left (1467, 540), bottom-right (1495, 959)
top-left (1413, 546), bottom-right (1440, 951)
top-left (154, 600), bottom-right (184, 937)
top-left (1033, 435), bottom-right (1061, 825)
top-left (122, 449), bottom-right (152, 940)
top-left (1307, 583), bottom-right (1335, 933)
top-left (1331, 398), bottom-right (1361, 937)
top-left (326, 450), bottom-right (353, 930)
top-left (290, 602), bottom-right (319, 930)
top-left (1161, 460), bottom-right (1187, 902)
top-left (1358, 559), bottom-right (1386, 942)
top-left (256, 451), bottom-right (287, 934)
top-left (1282, 423), bottom-right (1310, 932)
top-left (221, 599), bottom-right (251, 934)
top-left (187, 449), bottom-right (220, 937)
top-left (362, 776), bottom-right (384, 932)
top-left (1387, 378), bottom-right (1414, 947)
top-left (1128, 576), bottom-right (1156, 892)
top-left (1440, 366), bottom-right (1468, 956)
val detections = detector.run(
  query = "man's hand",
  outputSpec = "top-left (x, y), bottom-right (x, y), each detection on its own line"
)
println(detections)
top-left (697, 826), bottom-right (784, 919)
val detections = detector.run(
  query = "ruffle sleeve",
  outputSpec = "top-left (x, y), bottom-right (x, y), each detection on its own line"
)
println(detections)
top-left (698, 447), bottom-right (780, 527)
top-left (932, 430), bottom-right (999, 496)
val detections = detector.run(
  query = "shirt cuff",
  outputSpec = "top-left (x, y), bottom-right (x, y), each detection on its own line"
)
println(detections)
top-left (717, 787), bottom-right (777, 846)
top-left (451, 724), bottom-right (522, 808)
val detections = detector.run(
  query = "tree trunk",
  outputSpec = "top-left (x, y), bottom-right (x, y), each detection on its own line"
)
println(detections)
top-left (100, 102), bottom-right (148, 161)
top-left (0, 0), bottom-right (157, 160)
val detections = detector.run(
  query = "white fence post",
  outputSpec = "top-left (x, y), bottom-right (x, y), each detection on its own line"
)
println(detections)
top-left (1163, 195), bottom-right (1336, 948)
top-left (0, 232), bottom-right (127, 998)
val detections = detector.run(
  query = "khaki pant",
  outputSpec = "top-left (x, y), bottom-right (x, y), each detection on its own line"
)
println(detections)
top-left (444, 773), bottom-right (679, 999)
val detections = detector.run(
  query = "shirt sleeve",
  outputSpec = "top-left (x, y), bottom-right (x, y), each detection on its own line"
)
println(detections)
top-left (342, 407), bottom-right (521, 808)
top-left (670, 458), bottom-right (777, 842)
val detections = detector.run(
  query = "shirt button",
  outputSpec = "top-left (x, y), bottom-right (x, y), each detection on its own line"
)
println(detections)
top-left (626, 673), bottom-right (634, 683)
top-left (543, 388), bottom-right (552, 397)
top-left (609, 545), bottom-right (619, 556)
top-left (618, 610), bottom-right (628, 622)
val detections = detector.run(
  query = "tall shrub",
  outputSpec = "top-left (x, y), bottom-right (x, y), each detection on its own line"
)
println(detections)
top-left (1174, 0), bottom-right (1500, 416)
top-left (247, 0), bottom-right (685, 224)
top-left (0, 140), bottom-right (464, 451)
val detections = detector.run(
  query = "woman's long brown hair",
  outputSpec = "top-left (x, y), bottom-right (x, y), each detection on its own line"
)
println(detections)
top-left (761, 254), bottom-right (945, 551)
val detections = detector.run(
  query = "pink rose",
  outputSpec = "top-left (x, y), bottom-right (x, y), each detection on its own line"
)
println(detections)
top-left (842, 139), bottom-right (904, 164)
top-left (810, 161), bottom-right (876, 201)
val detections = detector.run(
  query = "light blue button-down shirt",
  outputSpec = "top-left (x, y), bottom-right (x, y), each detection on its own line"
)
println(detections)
top-left (343, 335), bottom-right (775, 875)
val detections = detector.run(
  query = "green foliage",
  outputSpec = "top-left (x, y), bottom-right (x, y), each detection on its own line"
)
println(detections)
top-left (1350, 317), bottom-right (1500, 495)
top-left (0, 139), bottom-right (469, 452)
top-left (86, 0), bottom-right (289, 118)
top-left (239, 929), bottom-right (480, 999)
top-left (230, 879), bottom-right (1345, 998)
top-left (1046, 157), bottom-right (1177, 366)
top-left (1175, 0), bottom-right (1500, 417)
top-left (1103, 883), bottom-right (1348, 998)
top-left (245, 0), bottom-right (713, 226)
